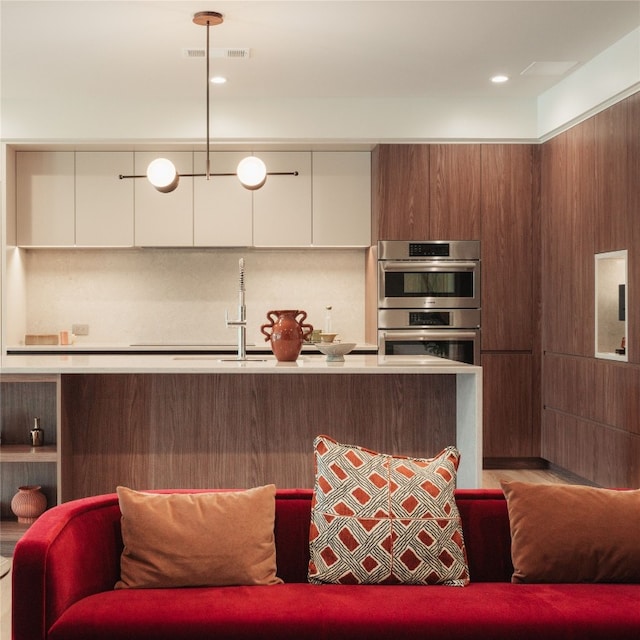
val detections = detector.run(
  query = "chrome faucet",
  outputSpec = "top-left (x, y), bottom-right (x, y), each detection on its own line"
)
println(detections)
top-left (225, 258), bottom-right (247, 360)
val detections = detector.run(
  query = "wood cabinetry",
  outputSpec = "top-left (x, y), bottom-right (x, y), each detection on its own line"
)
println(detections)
top-left (481, 353), bottom-right (537, 459)
top-left (16, 151), bottom-right (75, 246)
top-left (0, 375), bottom-right (60, 555)
top-left (372, 142), bottom-right (540, 460)
top-left (540, 92), bottom-right (640, 487)
top-left (372, 145), bottom-right (429, 240)
top-left (480, 144), bottom-right (537, 351)
top-left (253, 152), bottom-right (312, 246)
top-left (429, 144), bottom-right (481, 239)
top-left (76, 152), bottom-right (134, 246)
top-left (312, 151), bottom-right (371, 246)
top-left (134, 151), bottom-right (194, 246)
top-left (193, 151), bottom-right (253, 246)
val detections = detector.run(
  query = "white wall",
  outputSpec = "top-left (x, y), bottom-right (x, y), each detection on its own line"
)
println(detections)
top-left (20, 248), bottom-right (366, 346)
top-left (538, 27), bottom-right (640, 139)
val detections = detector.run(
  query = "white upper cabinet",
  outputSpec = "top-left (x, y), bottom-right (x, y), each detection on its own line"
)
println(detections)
top-left (253, 152), bottom-right (312, 247)
top-left (17, 151), bottom-right (75, 246)
top-left (134, 151), bottom-right (194, 246)
top-left (193, 152), bottom-right (253, 246)
top-left (312, 152), bottom-right (371, 247)
top-left (76, 152), bottom-right (134, 246)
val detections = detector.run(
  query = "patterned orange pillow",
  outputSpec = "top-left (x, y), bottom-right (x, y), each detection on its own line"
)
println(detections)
top-left (308, 435), bottom-right (469, 586)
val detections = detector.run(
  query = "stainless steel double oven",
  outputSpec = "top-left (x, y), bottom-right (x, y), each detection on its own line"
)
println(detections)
top-left (377, 240), bottom-right (481, 364)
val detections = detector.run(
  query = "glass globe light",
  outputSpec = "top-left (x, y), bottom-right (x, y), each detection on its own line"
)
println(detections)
top-left (147, 158), bottom-right (179, 193)
top-left (237, 156), bottom-right (267, 190)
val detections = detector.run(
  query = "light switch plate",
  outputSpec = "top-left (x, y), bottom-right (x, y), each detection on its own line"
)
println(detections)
top-left (72, 324), bottom-right (89, 336)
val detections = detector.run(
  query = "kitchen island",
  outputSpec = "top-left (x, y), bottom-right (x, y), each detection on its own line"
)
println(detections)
top-left (0, 354), bottom-right (482, 509)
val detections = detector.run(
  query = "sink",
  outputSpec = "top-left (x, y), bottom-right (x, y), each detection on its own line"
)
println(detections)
top-left (132, 343), bottom-right (255, 347)
top-left (172, 356), bottom-right (268, 362)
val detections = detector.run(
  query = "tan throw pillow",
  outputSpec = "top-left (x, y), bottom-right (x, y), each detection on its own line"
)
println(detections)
top-left (308, 435), bottom-right (469, 586)
top-left (115, 485), bottom-right (282, 589)
top-left (501, 480), bottom-right (640, 583)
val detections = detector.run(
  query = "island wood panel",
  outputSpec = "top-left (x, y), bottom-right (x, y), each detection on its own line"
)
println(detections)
top-left (372, 145), bottom-right (430, 240)
top-left (480, 144), bottom-right (537, 351)
top-left (542, 410), bottom-right (640, 488)
top-left (428, 144), bottom-right (481, 240)
top-left (60, 373), bottom-right (456, 500)
top-left (480, 353), bottom-right (535, 458)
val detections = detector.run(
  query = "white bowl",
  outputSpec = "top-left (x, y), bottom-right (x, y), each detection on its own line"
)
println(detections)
top-left (316, 342), bottom-right (356, 362)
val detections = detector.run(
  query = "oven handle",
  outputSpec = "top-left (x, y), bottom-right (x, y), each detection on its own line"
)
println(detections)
top-left (380, 330), bottom-right (479, 341)
top-left (379, 261), bottom-right (478, 272)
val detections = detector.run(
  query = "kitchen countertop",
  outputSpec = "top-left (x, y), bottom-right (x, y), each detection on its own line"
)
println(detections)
top-left (5, 342), bottom-right (379, 355)
top-left (0, 353), bottom-right (480, 375)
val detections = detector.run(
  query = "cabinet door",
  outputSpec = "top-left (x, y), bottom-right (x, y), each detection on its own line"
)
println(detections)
top-left (76, 152), bottom-right (134, 246)
top-left (481, 145), bottom-right (536, 350)
top-left (253, 152), bottom-right (312, 246)
top-left (371, 145), bottom-right (430, 241)
top-left (134, 151), bottom-right (193, 246)
top-left (312, 152), bottom-right (371, 246)
top-left (17, 151), bottom-right (75, 246)
top-left (429, 145), bottom-right (481, 240)
top-left (482, 353), bottom-right (536, 458)
top-left (193, 151), bottom-right (252, 246)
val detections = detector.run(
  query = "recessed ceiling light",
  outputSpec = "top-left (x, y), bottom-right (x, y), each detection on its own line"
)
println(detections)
top-left (211, 76), bottom-right (227, 84)
top-left (491, 74), bottom-right (509, 84)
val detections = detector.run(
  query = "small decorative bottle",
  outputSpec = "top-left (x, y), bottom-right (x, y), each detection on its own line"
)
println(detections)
top-left (324, 306), bottom-right (332, 334)
top-left (30, 417), bottom-right (44, 447)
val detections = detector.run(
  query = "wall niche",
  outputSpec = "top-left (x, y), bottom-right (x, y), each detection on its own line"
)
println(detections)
top-left (595, 249), bottom-right (627, 361)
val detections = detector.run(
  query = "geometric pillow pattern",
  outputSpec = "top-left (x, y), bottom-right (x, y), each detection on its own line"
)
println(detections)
top-left (308, 435), bottom-right (469, 586)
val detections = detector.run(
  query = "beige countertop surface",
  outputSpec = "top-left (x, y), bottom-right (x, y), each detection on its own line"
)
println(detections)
top-left (0, 353), bottom-right (480, 375)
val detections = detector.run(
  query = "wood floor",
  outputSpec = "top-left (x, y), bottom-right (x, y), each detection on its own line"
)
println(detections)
top-left (481, 466), bottom-right (594, 489)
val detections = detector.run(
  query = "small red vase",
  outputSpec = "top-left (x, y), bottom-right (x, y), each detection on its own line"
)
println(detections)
top-left (11, 485), bottom-right (47, 524)
top-left (260, 310), bottom-right (313, 362)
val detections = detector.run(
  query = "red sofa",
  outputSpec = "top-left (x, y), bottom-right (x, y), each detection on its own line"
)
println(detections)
top-left (12, 489), bottom-right (640, 640)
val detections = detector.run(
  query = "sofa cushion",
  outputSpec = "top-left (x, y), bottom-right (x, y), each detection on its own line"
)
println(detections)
top-left (308, 435), bottom-right (469, 586)
top-left (115, 485), bottom-right (282, 589)
top-left (502, 481), bottom-right (640, 583)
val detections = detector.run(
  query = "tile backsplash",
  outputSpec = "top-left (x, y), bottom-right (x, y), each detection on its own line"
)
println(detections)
top-left (23, 248), bottom-right (366, 346)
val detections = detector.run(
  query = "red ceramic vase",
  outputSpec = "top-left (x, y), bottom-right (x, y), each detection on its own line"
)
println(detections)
top-left (260, 310), bottom-right (313, 362)
top-left (11, 485), bottom-right (47, 524)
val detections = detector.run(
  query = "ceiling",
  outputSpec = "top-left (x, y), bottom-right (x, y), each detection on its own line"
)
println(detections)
top-left (1, 0), bottom-right (640, 144)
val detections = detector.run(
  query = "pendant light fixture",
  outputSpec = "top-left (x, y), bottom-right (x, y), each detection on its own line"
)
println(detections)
top-left (120, 10), bottom-right (297, 192)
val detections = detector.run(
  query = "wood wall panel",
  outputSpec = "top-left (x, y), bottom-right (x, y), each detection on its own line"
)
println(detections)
top-left (480, 145), bottom-right (536, 351)
top-left (542, 410), bottom-right (640, 488)
top-left (429, 145), bottom-right (481, 240)
top-left (61, 373), bottom-right (456, 500)
top-left (372, 145), bottom-right (430, 240)
top-left (540, 134), bottom-right (568, 354)
top-left (543, 353), bottom-right (640, 436)
top-left (627, 92), bottom-right (640, 365)
top-left (481, 353), bottom-right (535, 458)
top-left (541, 91), bottom-right (640, 486)
top-left (594, 100), bottom-right (629, 253)
top-left (542, 122), bottom-right (595, 357)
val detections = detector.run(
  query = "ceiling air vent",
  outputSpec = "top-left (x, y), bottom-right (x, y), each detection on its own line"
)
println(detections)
top-left (183, 48), bottom-right (251, 59)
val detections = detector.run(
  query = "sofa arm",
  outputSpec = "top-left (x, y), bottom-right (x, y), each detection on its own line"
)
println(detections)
top-left (12, 494), bottom-right (123, 640)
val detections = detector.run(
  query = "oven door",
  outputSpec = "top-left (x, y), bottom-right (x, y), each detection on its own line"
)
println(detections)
top-left (378, 329), bottom-right (480, 365)
top-left (378, 260), bottom-right (480, 308)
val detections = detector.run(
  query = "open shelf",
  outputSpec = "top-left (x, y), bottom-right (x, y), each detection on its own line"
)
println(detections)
top-left (0, 445), bottom-right (58, 463)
